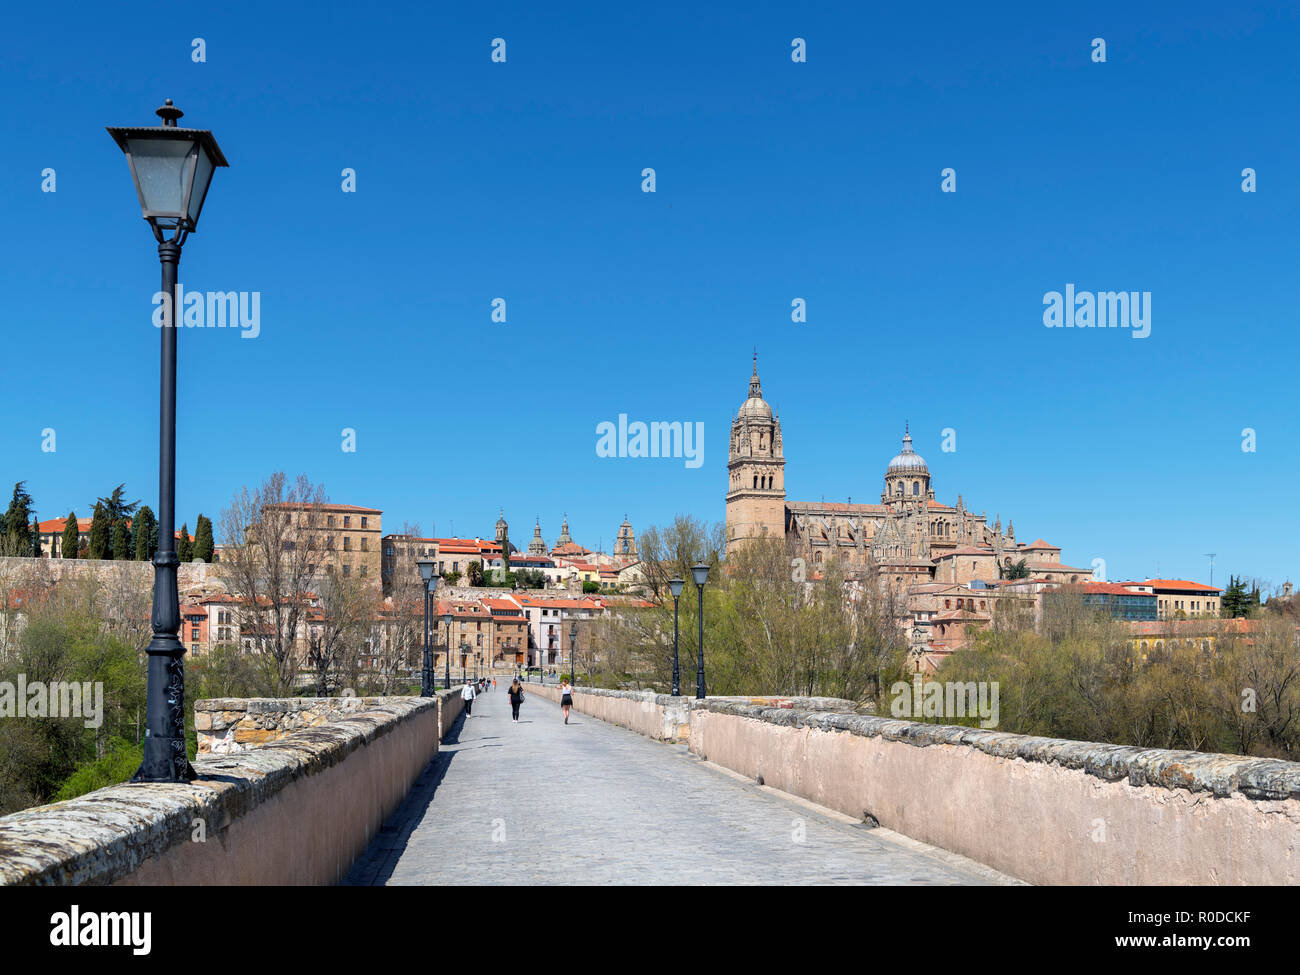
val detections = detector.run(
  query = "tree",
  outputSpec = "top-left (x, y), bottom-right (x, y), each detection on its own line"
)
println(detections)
top-left (1000, 558), bottom-right (1031, 580)
top-left (61, 513), bottom-right (79, 559)
top-left (218, 473), bottom-right (332, 694)
top-left (31, 518), bottom-right (41, 558)
top-left (177, 523), bottom-right (193, 563)
top-left (306, 569), bottom-right (375, 695)
top-left (3, 482), bottom-right (35, 556)
top-left (193, 514), bottom-right (215, 563)
top-left (132, 506), bottom-right (157, 561)
top-left (468, 560), bottom-right (484, 587)
top-left (111, 519), bottom-right (131, 561)
top-left (87, 503), bottom-right (110, 560)
top-left (96, 485), bottom-right (140, 525)
top-left (1221, 576), bottom-right (1260, 619)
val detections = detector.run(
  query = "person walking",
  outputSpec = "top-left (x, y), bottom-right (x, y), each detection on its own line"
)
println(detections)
top-left (461, 679), bottom-right (476, 717)
top-left (559, 679), bottom-right (573, 724)
top-left (508, 678), bottom-right (525, 723)
top-left (492, 677), bottom-right (497, 693)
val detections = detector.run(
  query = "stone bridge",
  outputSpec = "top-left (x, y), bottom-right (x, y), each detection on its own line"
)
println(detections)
top-left (1, 683), bottom-right (1298, 885)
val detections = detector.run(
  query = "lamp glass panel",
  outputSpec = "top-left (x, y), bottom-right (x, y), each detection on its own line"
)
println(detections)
top-left (669, 578), bottom-right (685, 598)
top-left (692, 564), bottom-right (710, 586)
top-left (127, 138), bottom-right (193, 219)
top-left (186, 144), bottom-right (215, 226)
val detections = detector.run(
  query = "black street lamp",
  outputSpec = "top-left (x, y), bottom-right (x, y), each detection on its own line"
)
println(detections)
top-left (668, 577), bottom-right (685, 696)
top-left (417, 561), bottom-right (437, 697)
top-left (109, 100), bottom-right (228, 784)
top-left (569, 620), bottom-right (578, 686)
top-left (691, 562), bottom-right (711, 700)
top-left (440, 611), bottom-right (453, 689)
top-left (459, 639), bottom-right (469, 684)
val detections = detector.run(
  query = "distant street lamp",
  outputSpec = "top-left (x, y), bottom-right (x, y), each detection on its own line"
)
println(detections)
top-left (668, 577), bottom-right (685, 696)
top-left (417, 561), bottom-right (437, 697)
top-left (440, 611), bottom-right (453, 689)
top-left (691, 562), bottom-right (711, 700)
top-left (109, 99), bottom-right (228, 784)
top-left (569, 620), bottom-right (578, 686)
top-left (459, 639), bottom-right (469, 684)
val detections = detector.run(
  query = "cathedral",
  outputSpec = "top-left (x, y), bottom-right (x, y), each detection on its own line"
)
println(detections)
top-left (725, 356), bottom-right (1080, 588)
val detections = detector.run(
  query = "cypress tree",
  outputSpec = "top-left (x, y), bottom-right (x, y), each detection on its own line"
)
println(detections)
top-left (88, 503), bottom-right (110, 560)
top-left (32, 517), bottom-right (41, 557)
top-left (4, 482), bottom-right (35, 555)
top-left (193, 514), bottom-right (214, 563)
top-left (132, 509), bottom-right (148, 560)
top-left (178, 523), bottom-right (193, 562)
top-left (111, 519), bottom-right (131, 560)
top-left (62, 512), bottom-right (79, 559)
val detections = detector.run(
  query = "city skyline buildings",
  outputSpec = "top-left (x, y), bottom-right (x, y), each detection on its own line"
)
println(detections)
top-left (2, 3), bottom-right (1296, 591)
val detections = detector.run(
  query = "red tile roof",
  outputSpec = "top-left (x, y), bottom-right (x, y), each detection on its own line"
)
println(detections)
top-left (1143, 579), bottom-right (1221, 593)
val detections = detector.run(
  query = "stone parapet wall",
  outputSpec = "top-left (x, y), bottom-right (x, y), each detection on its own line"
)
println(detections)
top-left (0, 696), bottom-right (446, 886)
top-left (196, 697), bottom-right (393, 753)
top-left (536, 685), bottom-right (1300, 885)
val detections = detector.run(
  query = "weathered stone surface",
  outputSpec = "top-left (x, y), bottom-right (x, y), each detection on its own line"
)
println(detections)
top-left (0, 697), bottom-right (438, 886)
top-left (529, 685), bottom-right (1300, 802)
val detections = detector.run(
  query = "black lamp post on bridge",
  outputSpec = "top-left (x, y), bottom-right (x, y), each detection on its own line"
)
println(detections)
top-left (417, 561), bottom-right (438, 697)
top-left (108, 100), bottom-right (228, 783)
top-left (668, 577), bottom-right (684, 696)
top-left (691, 562), bottom-right (711, 700)
top-left (440, 611), bottom-right (453, 689)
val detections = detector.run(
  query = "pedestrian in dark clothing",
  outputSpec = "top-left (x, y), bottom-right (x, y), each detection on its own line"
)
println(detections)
top-left (508, 679), bottom-right (525, 723)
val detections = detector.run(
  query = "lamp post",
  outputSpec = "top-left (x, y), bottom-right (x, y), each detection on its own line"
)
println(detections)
top-left (459, 639), bottom-right (470, 685)
top-left (691, 562), bottom-right (711, 700)
top-left (440, 612), bottom-right (453, 689)
top-left (569, 621), bottom-right (578, 686)
top-left (668, 577), bottom-right (684, 696)
top-left (108, 100), bottom-right (228, 783)
top-left (417, 561), bottom-right (437, 697)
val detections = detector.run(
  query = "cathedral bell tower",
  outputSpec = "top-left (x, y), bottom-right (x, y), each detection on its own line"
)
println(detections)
top-left (725, 354), bottom-right (786, 552)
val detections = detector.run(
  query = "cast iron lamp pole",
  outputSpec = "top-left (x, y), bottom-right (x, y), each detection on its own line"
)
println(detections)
top-left (691, 562), bottom-right (711, 700)
top-left (441, 612), bottom-right (453, 689)
top-left (109, 100), bottom-right (228, 783)
top-left (668, 577), bottom-right (684, 696)
top-left (417, 561), bottom-right (437, 697)
top-left (460, 639), bottom-right (469, 684)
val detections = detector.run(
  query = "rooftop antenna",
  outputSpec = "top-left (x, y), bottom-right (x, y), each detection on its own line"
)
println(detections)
top-left (1204, 553), bottom-right (1216, 588)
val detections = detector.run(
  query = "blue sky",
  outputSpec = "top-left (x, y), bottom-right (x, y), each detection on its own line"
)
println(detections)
top-left (1, 1), bottom-right (1297, 589)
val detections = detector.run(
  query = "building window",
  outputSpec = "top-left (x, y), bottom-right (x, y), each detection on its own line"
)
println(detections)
top-left (343, 565), bottom-right (351, 576)
top-left (344, 516), bottom-right (351, 528)
top-left (361, 517), bottom-right (368, 528)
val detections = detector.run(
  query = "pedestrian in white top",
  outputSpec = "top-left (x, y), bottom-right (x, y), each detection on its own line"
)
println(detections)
top-left (560, 680), bottom-right (573, 724)
top-left (461, 680), bottom-right (476, 716)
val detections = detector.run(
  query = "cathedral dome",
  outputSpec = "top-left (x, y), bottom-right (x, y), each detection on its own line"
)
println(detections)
top-left (737, 354), bottom-right (773, 419)
top-left (886, 429), bottom-right (928, 474)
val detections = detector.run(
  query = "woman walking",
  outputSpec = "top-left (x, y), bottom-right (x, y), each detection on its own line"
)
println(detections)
top-left (461, 679), bottom-right (476, 716)
top-left (508, 678), bottom-right (525, 723)
top-left (559, 679), bottom-right (573, 724)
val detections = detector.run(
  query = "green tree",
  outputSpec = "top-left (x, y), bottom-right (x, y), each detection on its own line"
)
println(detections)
top-left (111, 519), bottom-right (131, 560)
top-left (61, 512), bottom-right (79, 559)
top-left (96, 484), bottom-right (140, 524)
top-left (32, 517), bottom-right (41, 557)
top-left (131, 506), bottom-right (157, 561)
top-left (467, 559), bottom-right (484, 587)
top-left (193, 514), bottom-right (215, 562)
top-left (178, 523), bottom-right (193, 562)
top-left (87, 503), bottom-right (110, 560)
top-left (3, 482), bottom-right (35, 555)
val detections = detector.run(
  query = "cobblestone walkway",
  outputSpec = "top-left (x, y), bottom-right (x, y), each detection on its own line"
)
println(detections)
top-left (343, 686), bottom-right (1017, 886)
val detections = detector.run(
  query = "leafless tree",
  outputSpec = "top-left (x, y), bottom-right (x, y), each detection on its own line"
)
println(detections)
top-left (218, 472), bottom-right (330, 695)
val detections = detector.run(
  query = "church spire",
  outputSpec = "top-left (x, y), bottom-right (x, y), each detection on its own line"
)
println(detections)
top-left (749, 350), bottom-right (762, 399)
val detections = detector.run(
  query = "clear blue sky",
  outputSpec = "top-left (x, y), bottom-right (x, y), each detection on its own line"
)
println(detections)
top-left (2, 1), bottom-right (1297, 589)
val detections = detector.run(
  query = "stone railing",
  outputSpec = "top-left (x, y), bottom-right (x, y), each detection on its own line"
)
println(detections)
top-left (197, 697), bottom-right (416, 754)
top-left (0, 688), bottom-right (466, 886)
top-left (524, 685), bottom-right (1300, 885)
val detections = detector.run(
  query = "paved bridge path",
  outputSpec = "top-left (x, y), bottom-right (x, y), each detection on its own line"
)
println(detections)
top-left (344, 686), bottom-right (1017, 886)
